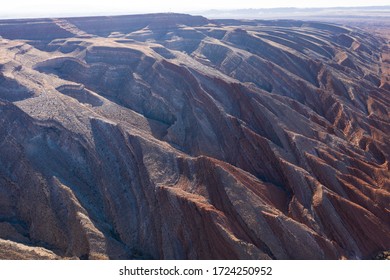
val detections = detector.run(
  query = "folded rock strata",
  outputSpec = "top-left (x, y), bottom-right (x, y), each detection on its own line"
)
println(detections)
top-left (0, 14), bottom-right (389, 259)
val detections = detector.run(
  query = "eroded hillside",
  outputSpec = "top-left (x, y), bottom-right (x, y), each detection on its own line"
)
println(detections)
top-left (0, 14), bottom-right (389, 259)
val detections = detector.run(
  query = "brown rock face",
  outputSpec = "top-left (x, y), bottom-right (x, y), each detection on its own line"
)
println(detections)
top-left (0, 14), bottom-right (389, 260)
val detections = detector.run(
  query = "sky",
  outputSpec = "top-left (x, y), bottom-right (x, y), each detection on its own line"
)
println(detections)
top-left (1, 0), bottom-right (389, 19)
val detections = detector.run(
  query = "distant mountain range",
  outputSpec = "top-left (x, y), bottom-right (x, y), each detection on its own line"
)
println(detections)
top-left (1, 5), bottom-right (389, 21)
top-left (196, 6), bottom-right (390, 20)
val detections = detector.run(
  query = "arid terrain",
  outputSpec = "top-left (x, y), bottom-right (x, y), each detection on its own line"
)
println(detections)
top-left (0, 13), bottom-right (389, 259)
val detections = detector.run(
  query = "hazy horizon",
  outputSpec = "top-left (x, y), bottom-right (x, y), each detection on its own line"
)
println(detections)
top-left (1, 0), bottom-right (390, 19)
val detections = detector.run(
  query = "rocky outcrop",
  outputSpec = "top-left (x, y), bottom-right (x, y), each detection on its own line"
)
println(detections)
top-left (56, 84), bottom-right (103, 107)
top-left (0, 14), bottom-right (389, 260)
top-left (374, 251), bottom-right (390, 260)
top-left (0, 18), bottom-right (74, 40)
